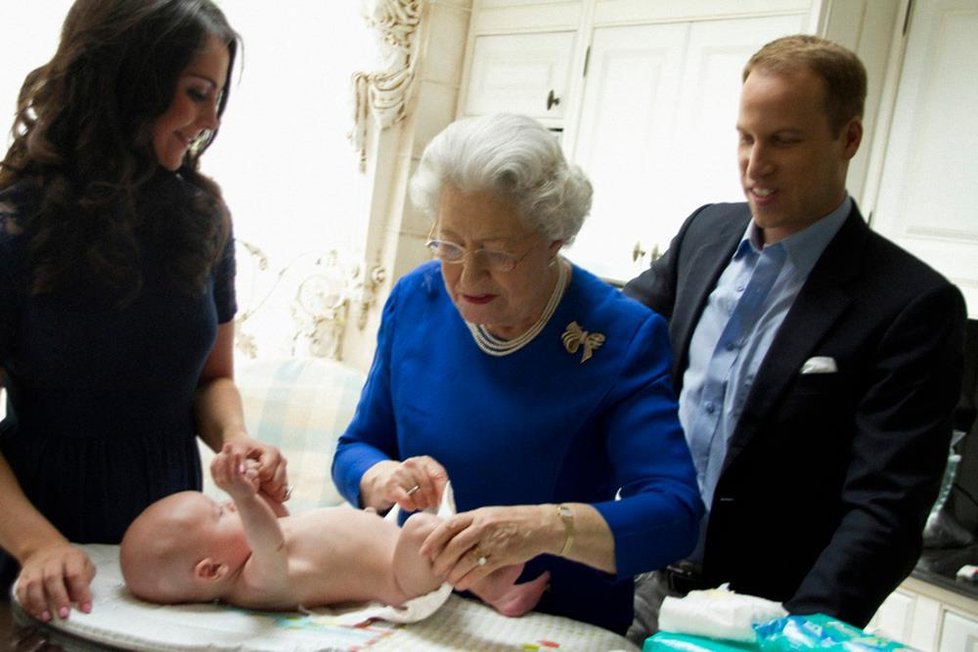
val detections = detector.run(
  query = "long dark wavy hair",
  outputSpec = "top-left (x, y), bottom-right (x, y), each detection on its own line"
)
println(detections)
top-left (0, 0), bottom-right (240, 301)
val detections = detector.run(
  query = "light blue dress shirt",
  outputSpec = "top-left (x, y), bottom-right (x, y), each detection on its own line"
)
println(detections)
top-left (679, 197), bottom-right (852, 560)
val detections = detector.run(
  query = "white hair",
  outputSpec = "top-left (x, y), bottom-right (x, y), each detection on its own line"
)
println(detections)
top-left (409, 113), bottom-right (593, 244)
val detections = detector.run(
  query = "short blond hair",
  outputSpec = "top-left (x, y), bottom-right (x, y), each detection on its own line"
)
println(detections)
top-left (744, 34), bottom-right (866, 135)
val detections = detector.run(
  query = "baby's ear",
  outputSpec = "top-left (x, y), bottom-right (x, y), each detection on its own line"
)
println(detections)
top-left (194, 558), bottom-right (228, 582)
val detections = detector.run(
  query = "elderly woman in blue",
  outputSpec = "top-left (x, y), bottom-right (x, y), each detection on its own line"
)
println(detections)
top-left (332, 113), bottom-right (702, 634)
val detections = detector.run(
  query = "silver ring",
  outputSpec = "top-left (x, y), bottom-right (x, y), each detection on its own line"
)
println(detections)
top-left (406, 484), bottom-right (421, 496)
top-left (284, 484), bottom-right (294, 501)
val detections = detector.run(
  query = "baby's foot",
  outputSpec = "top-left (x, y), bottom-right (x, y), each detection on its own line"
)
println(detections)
top-left (480, 570), bottom-right (551, 617)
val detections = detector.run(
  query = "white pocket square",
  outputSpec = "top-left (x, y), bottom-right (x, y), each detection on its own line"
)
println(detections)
top-left (800, 356), bottom-right (837, 374)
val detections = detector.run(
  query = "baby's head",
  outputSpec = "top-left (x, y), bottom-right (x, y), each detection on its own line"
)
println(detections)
top-left (120, 491), bottom-right (249, 604)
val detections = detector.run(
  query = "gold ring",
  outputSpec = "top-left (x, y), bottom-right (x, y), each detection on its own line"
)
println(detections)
top-left (473, 545), bottom-right (488, 566)
top-left (406, 485), bottom-right (421, 496)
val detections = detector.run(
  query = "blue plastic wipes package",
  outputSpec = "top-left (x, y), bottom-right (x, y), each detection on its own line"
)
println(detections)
top-left (754, 614), bottom-right (915, 651)
top-left (643, 631), bottom-right (758, 651)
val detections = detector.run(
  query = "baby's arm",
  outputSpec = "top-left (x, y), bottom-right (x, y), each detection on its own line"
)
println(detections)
top-left (221, 441), bottom-right (290, 517)
top-left (211, 445), bottom-right (289, 596)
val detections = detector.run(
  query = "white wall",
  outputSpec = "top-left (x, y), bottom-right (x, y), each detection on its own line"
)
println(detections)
top-left (0, 1), bottom-right (75, 139)
top-left (206, 2), bottom-right (374, 267)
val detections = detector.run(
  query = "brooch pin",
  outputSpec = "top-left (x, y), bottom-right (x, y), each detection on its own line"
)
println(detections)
top-left (562, 321), bottom-right (605, 364)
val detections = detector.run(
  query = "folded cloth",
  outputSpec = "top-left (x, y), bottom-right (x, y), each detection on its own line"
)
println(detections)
top-left (301, 482), bottom-right (457, 625)
top-left (658, 584), bottom-right (787, 643)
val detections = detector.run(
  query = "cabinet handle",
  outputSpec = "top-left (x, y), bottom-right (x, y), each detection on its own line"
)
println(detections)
top-left (546, 89), bottom-right (561, 111)
top-left (632, 241), bottom-right (646, 263)
top-left (632, 242), bottom-right (661, 263)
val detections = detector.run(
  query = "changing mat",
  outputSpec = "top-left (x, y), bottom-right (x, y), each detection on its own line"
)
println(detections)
top-left (14, 544), bottom-right (636, 651)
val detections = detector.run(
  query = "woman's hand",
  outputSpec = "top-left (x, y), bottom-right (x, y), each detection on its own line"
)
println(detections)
top-left (15, 542), bottom-right (96, 622)
top-left (360, 456), bottom-right (448, 513)
top-left (210, 444), bottom-right (260, 499)
top-left (419, 504), bottom-right (553, 592)
top-left (222, 437), bottom-right (289, 502)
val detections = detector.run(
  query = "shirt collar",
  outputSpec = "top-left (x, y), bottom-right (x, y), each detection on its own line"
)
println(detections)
top-left (736, 195), bottom-right (852, 275)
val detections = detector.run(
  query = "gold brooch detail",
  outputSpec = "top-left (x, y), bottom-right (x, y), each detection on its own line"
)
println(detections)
top-left (562, 321), bottom-right (605, 364)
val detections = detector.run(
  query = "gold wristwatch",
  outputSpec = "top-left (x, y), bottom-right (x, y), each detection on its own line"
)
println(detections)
top-left (556, 504), bottom-right (575, 556)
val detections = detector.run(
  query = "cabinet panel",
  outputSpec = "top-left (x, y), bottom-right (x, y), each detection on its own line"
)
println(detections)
top-left (594, 0), bottom-right (812, 25)
top-left (472, 1), bottom-right (584, 32)
top-left (463, 31), bottom-right (576, 123)
top-left (565, 14), bottom-right (806, 282)
top-left (940, 611), bottom-right (978, 651)
top-left (873, 589), bottom-right (916, 644)
top-left (869, 0), bottom-right (978, 316)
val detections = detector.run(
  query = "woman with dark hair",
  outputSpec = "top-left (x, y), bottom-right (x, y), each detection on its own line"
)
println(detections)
top-left (0, 0), bottom-right (287, 622)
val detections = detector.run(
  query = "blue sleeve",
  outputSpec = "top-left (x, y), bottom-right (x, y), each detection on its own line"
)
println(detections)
top-left (331, 281), bottom-right (401, 507)
top-left (213, 227), bottom-right (236, 324)
top-left (593, 311), bottom-right (704, 577)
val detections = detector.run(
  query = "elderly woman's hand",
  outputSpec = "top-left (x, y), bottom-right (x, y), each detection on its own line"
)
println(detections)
top-left (360, 456), bottom-right (449, 513)
top-left (15, 541), bottom-right (96, 622)
top-left (419, 504), bottom-right (555, 592)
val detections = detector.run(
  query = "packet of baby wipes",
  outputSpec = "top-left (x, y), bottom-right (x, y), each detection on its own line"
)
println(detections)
top-left (643, 631), bottom-right (757, 651)
top-left (754, 614), bottom-right (915, 651)
top-left (658, 584), bottom-right (788, 642)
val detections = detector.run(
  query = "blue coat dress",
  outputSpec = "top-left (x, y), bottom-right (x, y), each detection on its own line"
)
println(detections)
top-left (333, 260), bottom-right (702, 633)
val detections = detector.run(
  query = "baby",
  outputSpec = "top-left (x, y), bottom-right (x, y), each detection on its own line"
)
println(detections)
top-left (119, 445), bottom-right (549, 616)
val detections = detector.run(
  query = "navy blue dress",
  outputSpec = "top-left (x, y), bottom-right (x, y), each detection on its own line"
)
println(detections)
top-left (0, 171), bottom-right (236, 588)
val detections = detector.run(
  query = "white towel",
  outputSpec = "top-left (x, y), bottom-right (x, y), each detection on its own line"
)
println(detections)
top-left (302, 482), bottom-right (457, 626)
top-left (658, 584), bottom-right (787, 643)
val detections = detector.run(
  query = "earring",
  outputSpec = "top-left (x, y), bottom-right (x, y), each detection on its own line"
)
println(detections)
top-left (548, 257), bottom-right (558, 268)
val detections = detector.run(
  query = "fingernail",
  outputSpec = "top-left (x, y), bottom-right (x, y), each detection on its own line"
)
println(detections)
top-left (41, 610), bottom-right (51, 622)
top-left (82, 602), bottom-right (92, 613)
top-left (59, 606), bottom-right (69, 619)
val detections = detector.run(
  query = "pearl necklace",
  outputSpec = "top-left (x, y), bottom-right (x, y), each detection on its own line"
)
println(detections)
top-left (466, 258), bottom-right (569, 357)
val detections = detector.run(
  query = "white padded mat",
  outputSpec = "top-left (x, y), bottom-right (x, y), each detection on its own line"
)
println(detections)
top-left (17, 544), bottom-right (637, 651)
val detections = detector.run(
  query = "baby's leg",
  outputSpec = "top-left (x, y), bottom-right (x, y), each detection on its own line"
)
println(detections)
top-left (391, 512), bottom-right (445, 603)
top-left (469, 567), bottom-right (551, 618)
top-left (393, 513), bottom-right (548, 616)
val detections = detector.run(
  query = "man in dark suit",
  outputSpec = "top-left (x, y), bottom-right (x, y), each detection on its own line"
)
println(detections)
top-left (624, 34), bottom-right (966, 639)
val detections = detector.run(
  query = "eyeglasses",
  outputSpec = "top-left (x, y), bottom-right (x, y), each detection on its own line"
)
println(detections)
top-left (425, 227), bottom-right (530, 273)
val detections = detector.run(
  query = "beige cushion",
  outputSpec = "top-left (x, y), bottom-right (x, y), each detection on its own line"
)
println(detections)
top-left (200, 357), bottom-right (365, 511)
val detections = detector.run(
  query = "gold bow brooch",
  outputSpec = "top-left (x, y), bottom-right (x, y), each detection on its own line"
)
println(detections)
top-left (562, 321), bottom-right (605, 364)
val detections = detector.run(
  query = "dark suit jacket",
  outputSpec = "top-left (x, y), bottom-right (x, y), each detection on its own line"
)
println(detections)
top-left (624, 202), bottom-right (966, 626)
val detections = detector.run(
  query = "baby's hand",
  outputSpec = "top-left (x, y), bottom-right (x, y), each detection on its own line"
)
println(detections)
top-left (211, 444), bottom-right (260, 498)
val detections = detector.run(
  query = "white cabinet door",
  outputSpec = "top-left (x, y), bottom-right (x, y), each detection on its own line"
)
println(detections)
top-left (564, 14), bottom-right (807, 283)
top-left (940, 611), bottom-right (978, 651)
top-left (873, 588), bottom-right (917, 645)
top-left (462, 31), bottom-right (576, 125)
top-left (869, 0), bottom-right (978, 316)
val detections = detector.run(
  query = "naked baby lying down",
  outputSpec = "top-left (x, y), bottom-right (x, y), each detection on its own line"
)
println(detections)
top-left (119, 445), bottom-right (549, 617)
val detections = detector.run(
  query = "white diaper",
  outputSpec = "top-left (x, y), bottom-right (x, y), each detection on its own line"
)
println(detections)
top-left (301, 482), bottom-right (457, 626)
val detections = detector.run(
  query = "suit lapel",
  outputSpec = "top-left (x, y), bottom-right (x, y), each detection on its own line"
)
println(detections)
top-left (722, 209), bottom-right (869, 467)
